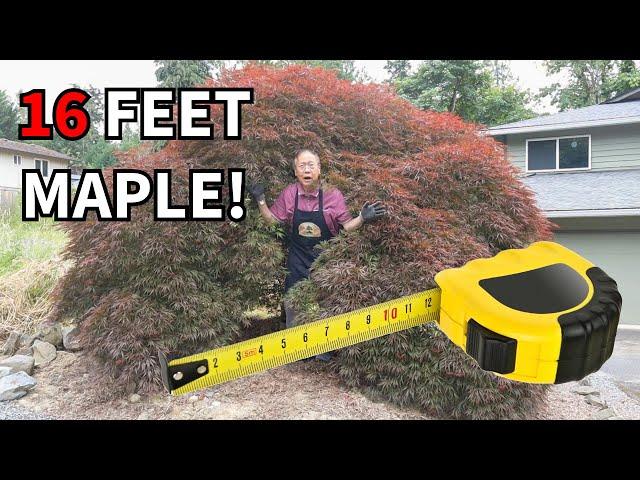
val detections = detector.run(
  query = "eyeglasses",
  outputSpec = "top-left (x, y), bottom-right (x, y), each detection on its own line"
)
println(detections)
top-left (296, 162), bottom-right (319, 170)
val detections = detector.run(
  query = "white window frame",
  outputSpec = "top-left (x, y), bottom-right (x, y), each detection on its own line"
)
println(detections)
top-left (525, 134), bottom-right (591, 173)
top-left (13, 154), bottom-right (21, 166)
top-left (35, 158), bottom-right (50, 177)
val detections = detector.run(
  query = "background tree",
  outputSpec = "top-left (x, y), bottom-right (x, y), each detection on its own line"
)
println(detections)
top-left (393, 60), bottom-right (536, 126)
top-left (539, 60), bottom-right (640, 110)
top-left (154, 60), bottom-right (224, 88)
top-left (605, 60), bottom-right (640, 99)
top-left (487, 60), bottom-right (513, 87)
top-left (240, 60), bottom-right (368, 82)
top-left (0, 90), bottom-right (19, 140)
top-left (384, 60), bottom-right (412, 82)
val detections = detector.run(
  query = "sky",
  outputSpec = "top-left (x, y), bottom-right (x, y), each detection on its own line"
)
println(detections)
top-left (0, 60), bottom-right (566, 119)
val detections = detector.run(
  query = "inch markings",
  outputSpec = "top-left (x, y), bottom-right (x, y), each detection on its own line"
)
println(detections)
top-left (168, 287), bottom-right (441, 395)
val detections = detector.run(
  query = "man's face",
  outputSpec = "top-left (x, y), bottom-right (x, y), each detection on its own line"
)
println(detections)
top-left (294, 152), bottom-right (321, 188)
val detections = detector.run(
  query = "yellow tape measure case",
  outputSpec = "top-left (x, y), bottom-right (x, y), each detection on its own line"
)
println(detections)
top-left (434, 241), bottom-right (621, 384)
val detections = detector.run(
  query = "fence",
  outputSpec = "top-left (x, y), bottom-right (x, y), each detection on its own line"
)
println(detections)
top-left (0, 188), bottom-right (19, 211)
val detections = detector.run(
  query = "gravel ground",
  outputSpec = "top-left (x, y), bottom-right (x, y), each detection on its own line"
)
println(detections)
top-left (586, 370), bottom-right (640, 419)
top-left (0, 401), bottom-right (52, 420)
top-left (3, 348), bottom-right (639, 420)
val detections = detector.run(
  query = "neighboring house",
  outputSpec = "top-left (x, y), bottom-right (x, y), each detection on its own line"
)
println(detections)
top-left (0, 138), bottom-right (73, 208)
top-left (488, 87), bottom-right (640, 325)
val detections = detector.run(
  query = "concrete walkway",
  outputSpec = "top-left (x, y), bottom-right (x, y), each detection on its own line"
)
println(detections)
top-left (601, 326), bottom-right (640, 401)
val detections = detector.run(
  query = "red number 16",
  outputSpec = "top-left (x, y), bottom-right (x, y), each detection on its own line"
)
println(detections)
top-left (19, 88), bottom-right (91, 141)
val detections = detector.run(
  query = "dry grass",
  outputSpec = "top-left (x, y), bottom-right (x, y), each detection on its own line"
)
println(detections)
top-left (0, 257), bottom-right (70, 336)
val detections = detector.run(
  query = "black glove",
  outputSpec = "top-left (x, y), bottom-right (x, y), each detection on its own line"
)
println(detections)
top-left (360, 201), bottom-right (387, 223)
top-left (248, 184), bottom-right (265, 203)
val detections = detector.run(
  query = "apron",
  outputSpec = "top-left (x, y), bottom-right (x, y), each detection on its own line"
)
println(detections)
top-left (284, 186), bottom-right (334, 292)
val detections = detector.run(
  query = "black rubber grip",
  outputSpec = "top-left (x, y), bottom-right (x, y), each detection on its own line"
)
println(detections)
top-left (555, 267), bottom-right (622, 383)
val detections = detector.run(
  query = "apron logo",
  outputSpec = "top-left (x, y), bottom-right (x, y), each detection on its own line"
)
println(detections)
top-left (298, 222), bottom-right (321, 237)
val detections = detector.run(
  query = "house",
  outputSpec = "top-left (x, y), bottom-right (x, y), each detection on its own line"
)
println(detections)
top-left (0, 138), bottom-right (74, 208)
top-left (488, 87), bottom-right (640, 325)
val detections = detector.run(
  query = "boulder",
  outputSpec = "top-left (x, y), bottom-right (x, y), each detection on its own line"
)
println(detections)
top-left (0, 366), bottom-right (12, 379)
top-left (54, 351), bottom-right (77, 368)
top-left (592, 407), bottom-right (617, 420)
top-left (18, 333), bottom-right (38, 349)
top-left (0, 354), bottom-right (35, 375)
top-left (32, 340), bottom-right (57, 367)
top-left (15, 346), bottom-right (34, 356)
top-left (585, 394), bottom-right (607, 408)
top-left (36, 324), bottom-right (63, 349)
top-left (0, 371), bottom-right (37, 401)
top-left (1, 332), bottom-right (22, 356)
top-left (573, 386), bottom-right (598, 396)
top-left (61, 325), bottom-right (82, 352)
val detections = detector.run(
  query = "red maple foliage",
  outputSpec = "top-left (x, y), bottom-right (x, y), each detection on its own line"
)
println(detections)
top-left (52, 64), bottom-right (554, 418)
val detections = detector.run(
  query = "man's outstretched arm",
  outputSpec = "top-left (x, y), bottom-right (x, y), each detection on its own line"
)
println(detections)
top-left (248, 184), bottom-right (281, 225)
top-left (342, 201), bottom-right (387, 232)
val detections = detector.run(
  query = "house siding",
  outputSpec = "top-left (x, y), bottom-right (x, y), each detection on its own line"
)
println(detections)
top-left (0, 148), bottom-right (69, 208)
top-left (505, 123), bottom-right (640, 172)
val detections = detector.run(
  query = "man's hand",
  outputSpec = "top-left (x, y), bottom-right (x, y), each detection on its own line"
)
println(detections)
top-left (360, 201), bottom-right (387, 223)
top-left (248, 184), bottom-right (265, 203)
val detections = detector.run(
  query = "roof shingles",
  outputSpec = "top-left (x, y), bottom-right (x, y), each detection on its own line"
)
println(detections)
top-left (521, 168), bottom-right (640, 216)
top-left (489, 100), bottom-right (640, 133)
top-left (0, 138), bottom-right (73, 162)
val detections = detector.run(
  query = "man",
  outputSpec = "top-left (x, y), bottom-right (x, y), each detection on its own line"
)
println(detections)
top-left (248, 149), bottom-right (386, 359)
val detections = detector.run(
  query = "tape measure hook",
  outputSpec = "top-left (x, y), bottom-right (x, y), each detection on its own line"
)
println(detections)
top-left (158, 349), bottom-right (209, 394)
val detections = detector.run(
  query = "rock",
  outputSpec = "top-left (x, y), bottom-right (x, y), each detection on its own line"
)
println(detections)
top-left (579, 377), bottom-right (592, 387)
top-left (188, 395), bottom-right (200, 403)
top-left (32, 340), bottom-right (57, 367)
top-left (15, 346), bottom-right (33, 356)
top-left (209, 400), bottom-right (221, 408)
top-left (573, 386), bottom-right (598, 396)
top-left (61, 326), bottom-right (82, 352)
top-left (592, 408), bottom-right (617, 420)
top-left (1, 332), bottom-right (22, 356)
top-left (0, 366), bottom-right (12, 379)
top-left (137, 411), bottom-right (151, 420)
top-left (18, 333), bottom-right (38, 349)
top-left (36, 324), bottom-right (63, 349)
top-left (585, 394), bottom-right (607, 408)
top-left (0, 371), bottom-right (37, 401)
top-left (129, 393), bottom-right (141, 403)
top-left (0, 355), bottom-right (35, 375)
top-left (54, 351), bottom-right (77, 368)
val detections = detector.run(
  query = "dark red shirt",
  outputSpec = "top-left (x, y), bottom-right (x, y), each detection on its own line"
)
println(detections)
top-left (270, 182), bottom-right (353, 236)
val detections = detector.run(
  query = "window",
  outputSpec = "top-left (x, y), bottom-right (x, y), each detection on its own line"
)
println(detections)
top-left (526, 135), bottom-right (590, 172)
top-left (13, 155), bottom-right (21, 166)
top-left (35, 159), bottom-right (49, 177)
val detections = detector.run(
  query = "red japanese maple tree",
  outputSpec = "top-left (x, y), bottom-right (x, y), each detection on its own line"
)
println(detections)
top-left (52, 64), bottom-right (553, 418)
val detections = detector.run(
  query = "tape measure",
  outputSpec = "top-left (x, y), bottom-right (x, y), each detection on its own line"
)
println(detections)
top-left (158, 241), bottom-right (622, 396)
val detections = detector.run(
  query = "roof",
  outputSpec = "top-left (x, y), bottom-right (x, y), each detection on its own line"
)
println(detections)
top-left (602, 86), bottom-right (640, 104)
top-left (488, 100), bottom-right (640, 136)
top-left (521, 168), bottom-right (640, 218)
top-left (0, 138), bottom-right (73, 162)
